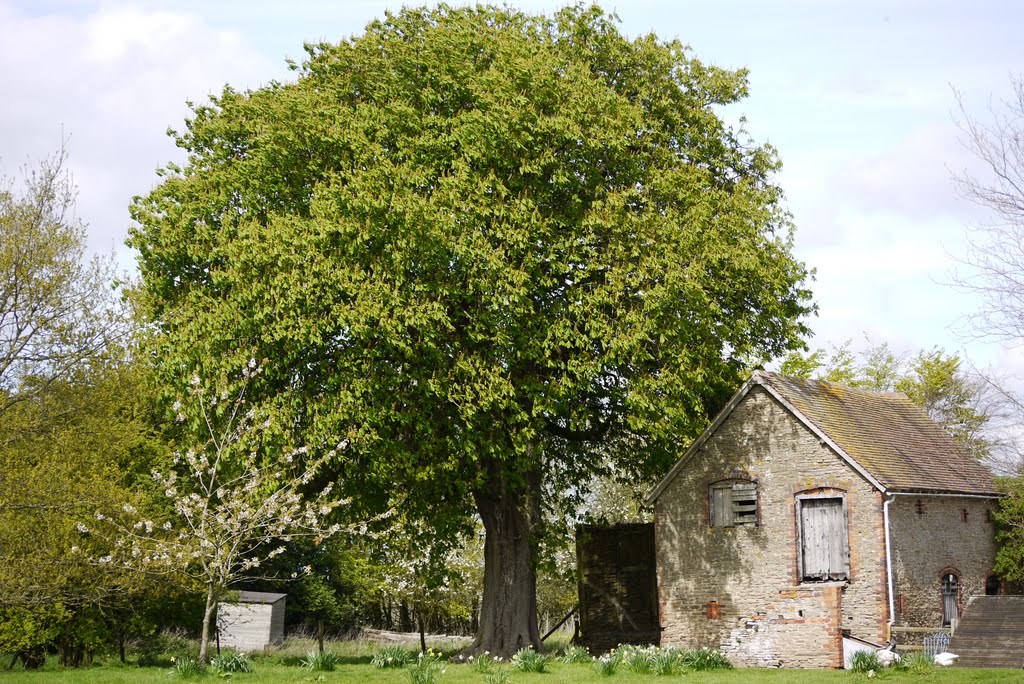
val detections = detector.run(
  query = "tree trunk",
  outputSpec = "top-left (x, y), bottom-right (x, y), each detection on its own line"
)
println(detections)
top-left (399, 600), bottom-right (412, 633)
top-left (198, 584), bottom-right (219, 664)
top-left (465, 460), bottom-right (543, 658)
top-left (417, 604), bottom-right (427, 653)
top-left (317, 619), bottom-right (325, 653)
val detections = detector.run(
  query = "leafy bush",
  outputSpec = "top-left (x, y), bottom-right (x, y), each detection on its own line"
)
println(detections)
top-left (408, 650), bottom-right (444, 684)
top-left (372, 644), bottom-right (415, 669)
top-left (170, 655), bottom-right (206, 678)
top-left (512, 646), bottom-right (548, 672)
top-left (559, 643), bottom-right (591, 664)
top-left (849, 650), bottom-right (882, 673)
top-left (135, 628), bottom-right (198, 667)
top-left (301, 649), bottom-right (340, 672)
top-left (210, 650), bottom-right (253, 674)
top-left (680, 647), bottom-right (733, 671)
top-left (593, 651), bottom-right (620, 676)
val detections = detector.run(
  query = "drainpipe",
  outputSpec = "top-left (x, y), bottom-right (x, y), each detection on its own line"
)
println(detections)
top-left (883, 492), bottom-right (897, 635)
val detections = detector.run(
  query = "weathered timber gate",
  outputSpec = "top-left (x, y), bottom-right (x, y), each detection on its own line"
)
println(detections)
top-left (576, 523), bottom-right (659, 651)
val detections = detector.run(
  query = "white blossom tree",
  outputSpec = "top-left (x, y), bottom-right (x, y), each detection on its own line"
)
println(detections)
top-left (85, 363), bottom-right (369, 663)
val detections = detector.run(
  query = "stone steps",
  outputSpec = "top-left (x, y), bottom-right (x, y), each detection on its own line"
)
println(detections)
top-left (947, 596), bottom-right (1024, 668)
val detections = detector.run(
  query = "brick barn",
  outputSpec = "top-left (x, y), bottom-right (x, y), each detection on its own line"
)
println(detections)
top-left (646, 371), bottom-right (999, 668)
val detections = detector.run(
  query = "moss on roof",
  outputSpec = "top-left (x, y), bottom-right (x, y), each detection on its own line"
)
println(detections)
top-left (758, 371), bottom-right (997, 495)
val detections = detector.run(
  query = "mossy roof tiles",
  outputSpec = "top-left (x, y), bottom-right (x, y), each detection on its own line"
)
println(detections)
top-left (758, 371), bottom-right (997, 495)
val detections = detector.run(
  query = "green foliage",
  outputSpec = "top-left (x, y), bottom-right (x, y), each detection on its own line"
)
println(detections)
top-left (512, 647), bottom-right (548, 672)
top-left (592, 651), bottom-right (619, 676)
top-left (559, 644), bottom-right (591, 664)
top-left (680, 647), bottom-right (733, 671)
top-left (129, 3), bottom-right (812, 650)
top-left (0, 146), bottom-right (126, 415)
top-left (483, 669), bottom-right (510, 684)
top-left (210, 651), bottom-right (253, 674)
top-left (301, 649), bottom-right (340, 672)
top-left (372, 645), bottom-right (415, 669)
top-left (135, 628), bottom-right (200, 667)
top-left (891, 650), bottom-right (934, 674)
top-left (652, 648), bottom-right (686, 675)
top-left (618, 644), bottom-right (658, 674)
top-left (408, 650), bottom-right (444, 684)
top-left (467, 651), bottom-right (497, 673)
top-left (994, 476), bottom-right (1024, 583)
top-left (171, 656), bottom-right (206, 678)
top-left (848, 650), bottom-right (882, 673)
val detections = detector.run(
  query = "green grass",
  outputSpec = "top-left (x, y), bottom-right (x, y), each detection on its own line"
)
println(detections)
top-left (2, 659), bottom-right (1024, 683)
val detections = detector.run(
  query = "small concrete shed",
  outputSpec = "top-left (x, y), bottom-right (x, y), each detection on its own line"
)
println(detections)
top-left (217, 591), bottom-right (286, 652)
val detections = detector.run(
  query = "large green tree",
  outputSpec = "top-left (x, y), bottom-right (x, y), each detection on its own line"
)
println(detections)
top-left (129, 5), bottom-right (811, 655)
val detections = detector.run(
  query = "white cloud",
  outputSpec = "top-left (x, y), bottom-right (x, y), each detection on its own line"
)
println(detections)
top-left (0, 1), bottom-right (280, 265)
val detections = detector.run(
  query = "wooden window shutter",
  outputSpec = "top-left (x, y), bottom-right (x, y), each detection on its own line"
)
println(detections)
top-left (711, 484), bottom-right (732, 527)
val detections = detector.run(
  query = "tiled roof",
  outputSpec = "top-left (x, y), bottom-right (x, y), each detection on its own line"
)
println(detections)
top-left (756, 371), bottom-right (997, 495)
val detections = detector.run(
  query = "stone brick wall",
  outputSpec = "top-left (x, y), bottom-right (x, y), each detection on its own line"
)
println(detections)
top-left (889, 495), bottom-right (997, 633)
top-left (720, 584), bottom-right (844, 668)
top-left (654, 387), bottom-right (889, 667)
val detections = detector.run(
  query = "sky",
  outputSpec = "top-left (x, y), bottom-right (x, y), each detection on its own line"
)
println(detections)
top-left (3, 0), bottom-right (1024, 380)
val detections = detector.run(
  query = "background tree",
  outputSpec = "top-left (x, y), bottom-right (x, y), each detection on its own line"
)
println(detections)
top-left (0, 147), bottom-right (125, 415)
top-left (0, 148), bottom-right (173, 668)
top-left (94, 370), bottom-right (361, 663)
top-left (128, 5), bottom-right (812, 656)
top-left (953, 75), bottom-right (1024, 342)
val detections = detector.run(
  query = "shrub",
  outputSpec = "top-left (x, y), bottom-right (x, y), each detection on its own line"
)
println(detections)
top-left (849, 650), bottom-right (882, 673)
top-left (512, 647), bottom-right (548, 673)
top-left (372, 645), bottom-right (415, 669)
top-left (680, 647), bottom-right (733, 671)
top-left (170, 655), bottom-right (206, 678)
top-left (559, 643), bottom-right (591, 664)
top-left (210, 650), bottom-right (253, 674)
top-left (302, 649), bottom-right (340, 672)
top-left (135, 628), bottom-right (198, 667)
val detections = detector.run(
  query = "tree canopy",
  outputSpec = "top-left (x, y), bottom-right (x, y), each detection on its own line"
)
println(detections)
top-left (129, 4), bottom-right (812, 655)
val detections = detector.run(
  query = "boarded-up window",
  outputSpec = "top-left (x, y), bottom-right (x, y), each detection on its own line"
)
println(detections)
top-left (798, 496), bottom-right (849, 581)
top-left (710, 480), bottom-right (757, 527)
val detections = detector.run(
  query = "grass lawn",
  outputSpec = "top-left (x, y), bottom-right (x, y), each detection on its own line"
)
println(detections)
top-left (2, 659), bottom-right (1023, 683)
top-left (2, 638), bottom-right (1022, 683)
